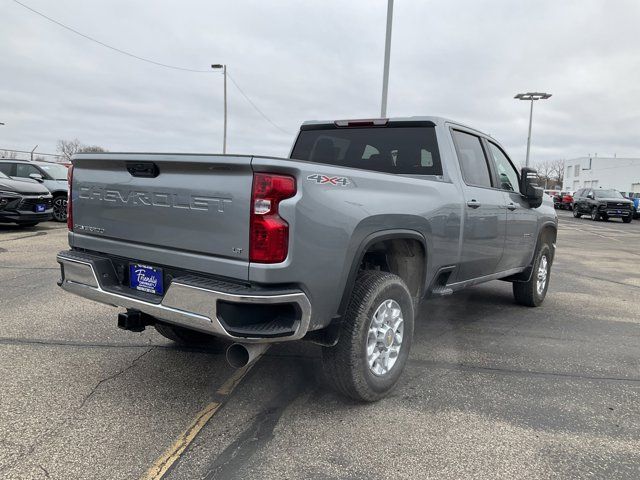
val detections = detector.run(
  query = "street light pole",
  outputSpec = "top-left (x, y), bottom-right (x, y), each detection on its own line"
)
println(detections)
top-left (525, 98), bottom-right (534, 168)
top-left (380, 0), bottom-right (394, 118)
top-left (211, 64), bottom-right (227, 154)
top-left (514, 92), bottom-right (552, 167)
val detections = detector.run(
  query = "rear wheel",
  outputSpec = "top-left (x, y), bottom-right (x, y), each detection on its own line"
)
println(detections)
top-left (154, 323), bottom-right (225, 347)
top-left (52, 194), bottom-right (67, 222)
top-left (322, 271), bottom-right (414, 402)
top-left (513, 243), bottom-right (552, 307)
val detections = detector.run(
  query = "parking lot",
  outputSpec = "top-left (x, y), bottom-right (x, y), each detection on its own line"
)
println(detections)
top-left (0, 210), bottom-right (638, 479)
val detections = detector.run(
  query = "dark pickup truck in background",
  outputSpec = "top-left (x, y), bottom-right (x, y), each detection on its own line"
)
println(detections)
top-left (57, 116), bottom-right (557, 401)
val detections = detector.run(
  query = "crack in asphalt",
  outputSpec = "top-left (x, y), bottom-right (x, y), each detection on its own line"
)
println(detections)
top-left (0, 265), bottom-right (59, 270)
top-left (557, 270), bottom-right (640, 289)
top-left (0, 347), bottom-right (156, 477)
top-left (408, 358), bottom-right (640, 383)
top-left (38, 464), bottom-right (51, 478)
top-left (0, 231), bottom-right (48, 242)
top-left (78, 346), bottom-right (155, 409)
top-left (0, 336), bottom-right (226, 354)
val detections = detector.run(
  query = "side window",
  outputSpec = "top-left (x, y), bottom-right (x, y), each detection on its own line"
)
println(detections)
top-left (574, 165), bottom-right (580, 177)
top-left (15, 164), bottom-right (41, 178)
top-left (487, 142), bottom-right (520, 193)
top-left (0, 163), bottom-right (14, 176)
top-left (451, 130), bottom-right (492, 188)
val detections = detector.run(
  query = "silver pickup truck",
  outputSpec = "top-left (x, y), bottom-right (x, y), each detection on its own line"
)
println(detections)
top-left (57, 116), bottom-right (557, 401)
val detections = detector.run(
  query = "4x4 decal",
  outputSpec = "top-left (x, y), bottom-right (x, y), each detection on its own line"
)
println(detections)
top-left (306, 174), bottom-right (350, 186)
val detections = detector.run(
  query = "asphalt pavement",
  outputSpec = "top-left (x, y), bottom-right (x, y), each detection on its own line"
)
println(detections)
top-left (0, 211), bottom-right (638, 479)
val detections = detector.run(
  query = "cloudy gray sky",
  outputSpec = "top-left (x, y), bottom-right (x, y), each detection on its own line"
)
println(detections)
top-left (1, 0), bottom-right (639, 165)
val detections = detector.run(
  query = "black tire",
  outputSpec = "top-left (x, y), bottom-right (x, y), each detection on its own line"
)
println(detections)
top-left (154, 323), bottom-right (224, 347)
top-left (590, 207), bottom-right (600, 221)
top-left (623, 216), bottom-right (632, 223)
top-left (321, 271), bottom-right (414, 402)
top-left (573, 206), bottom-right (581, 218)
top-left (17, 222), bottom-right (38, 228)
top-left (601, 214), bottom-right (609, 222)
top-left (513, 243), bottom-right (552, 307)
top-left (52, 194), bottom-right (67, 222)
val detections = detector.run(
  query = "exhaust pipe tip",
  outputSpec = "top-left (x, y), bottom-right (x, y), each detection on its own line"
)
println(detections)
top-left (226, 343), bottom-right (269, 369)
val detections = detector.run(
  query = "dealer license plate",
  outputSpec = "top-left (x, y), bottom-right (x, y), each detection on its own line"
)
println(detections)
top-left (129, 264), bottom-right (164, 295)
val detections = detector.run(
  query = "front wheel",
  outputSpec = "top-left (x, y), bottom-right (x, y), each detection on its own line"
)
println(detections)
top-left (513, 243), bottom-right (552, 307)
top-left (573, 206), bottom-right (581, 218)
top-left (52, 195), bottom-right (68, 222)
top-left (623, 216), bottom-right (632, 224)
top-left (590, 207), bottom-right (600, 221)
top-left (322, 271), bottom-right (414, 402)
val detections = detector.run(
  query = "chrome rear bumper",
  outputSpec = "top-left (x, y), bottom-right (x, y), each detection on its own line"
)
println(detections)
top-left (56, 251), bottom-right (311, 343)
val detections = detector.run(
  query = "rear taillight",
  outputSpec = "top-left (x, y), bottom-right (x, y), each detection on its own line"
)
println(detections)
top-left (250, 173), bottom-right (296, 263)
top-left (67, 164), bottom-right (73, 231)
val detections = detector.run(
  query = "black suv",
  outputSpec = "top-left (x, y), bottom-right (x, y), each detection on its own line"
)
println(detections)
top-left (0, 170), bottom-right (53, 227)
top-left (573, 188), bottom-right (633, 223)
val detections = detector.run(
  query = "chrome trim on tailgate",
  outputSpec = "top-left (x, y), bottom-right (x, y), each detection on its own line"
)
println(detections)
top-left (56, 253), bottom-right (311, 343)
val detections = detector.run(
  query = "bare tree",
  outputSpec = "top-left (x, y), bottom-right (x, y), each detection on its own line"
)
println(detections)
top-left (57, 139), bottom-right (107, 161)
top-left (549, 159), bottom-right (565, 186)
top-left (534, 160), bottom-right (554, 189)
top-left (56, 139), bottom-right (82, 162)
top-left (78, 145), bottom-right (108, 154)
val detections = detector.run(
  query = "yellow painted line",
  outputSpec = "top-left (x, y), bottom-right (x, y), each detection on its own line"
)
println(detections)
top-left (216, 365), bottom-right (252, 396)
top-left (141, 362), bottom-right (257, 480)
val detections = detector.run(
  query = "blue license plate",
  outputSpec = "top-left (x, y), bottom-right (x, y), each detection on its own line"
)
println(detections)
top-left (129, 264), bottom-right (164, 295)
top-left (35, 204), bottom-right (46, 213)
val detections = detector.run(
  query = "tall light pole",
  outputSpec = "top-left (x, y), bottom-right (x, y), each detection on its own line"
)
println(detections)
top-left (380, 0), bottom-right (394, 118)
top-left (211, 64), bottom-right (227, 154)
top-left (514, 92), bottom-right (551, 167)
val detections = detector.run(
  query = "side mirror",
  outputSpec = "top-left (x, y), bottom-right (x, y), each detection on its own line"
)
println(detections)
top-left (29, 173), bottom-right (44, 182)
top-left (519, 167), bottom-right (543, 208)
top-left (586, 193), bottom-right (594, 199)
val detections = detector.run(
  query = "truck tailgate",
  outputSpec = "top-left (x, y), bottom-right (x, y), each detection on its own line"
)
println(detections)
top-left (71, 154), bottom-right (252, 267)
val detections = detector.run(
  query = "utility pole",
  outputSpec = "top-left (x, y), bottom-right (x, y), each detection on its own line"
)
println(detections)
top-left (211, 64), bottom-right (227, 154)
top-left (380, 0), bottom-right (394, 118)
top-left (31, 144), bottom-right (38, 161)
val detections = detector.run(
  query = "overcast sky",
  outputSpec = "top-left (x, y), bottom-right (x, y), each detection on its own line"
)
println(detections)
top-left (1, 0), bottom-right (639, 165)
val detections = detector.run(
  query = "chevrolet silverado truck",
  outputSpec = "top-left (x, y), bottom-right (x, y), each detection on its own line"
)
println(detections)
top-left (56, 117), bottom-right (557, 401)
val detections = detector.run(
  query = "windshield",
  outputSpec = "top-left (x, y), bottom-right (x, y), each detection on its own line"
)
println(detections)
top-left (291, 126), bottom-right (442, 175)
top-left (38, 163), bottom-right (69, 180)
top-left (594, 189), bottom-right (623, 199)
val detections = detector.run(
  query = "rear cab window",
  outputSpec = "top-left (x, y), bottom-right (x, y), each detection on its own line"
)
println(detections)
top-left (290, 122), bottom-right (443, 176)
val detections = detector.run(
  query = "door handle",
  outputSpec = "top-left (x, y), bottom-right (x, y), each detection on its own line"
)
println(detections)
top-left (506, 203), bottom-right (517, 211)
top-left (466, 200), bottom-right (481, 209)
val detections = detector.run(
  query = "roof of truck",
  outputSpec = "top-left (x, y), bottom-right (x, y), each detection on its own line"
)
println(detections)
top-left (300, 116), bottom-right (493, 139)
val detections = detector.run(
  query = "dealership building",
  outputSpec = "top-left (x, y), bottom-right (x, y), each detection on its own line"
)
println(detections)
top-left (563, 156), bottom-right (640, 195)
